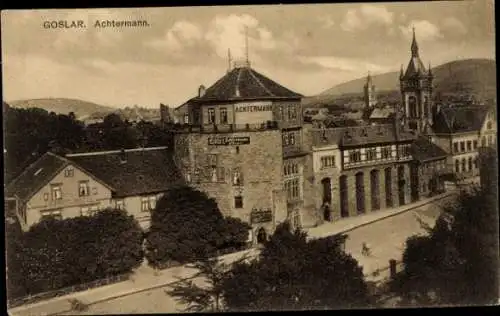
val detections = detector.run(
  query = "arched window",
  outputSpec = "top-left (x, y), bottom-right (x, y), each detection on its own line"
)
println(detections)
top-left (409, 96), bottom-right (417, 118)
top-left (423, 96), bottom-right (429, 118)
top-left (455, 160), bottom-right (460, 173)
top-left (468, 157), bottom-right (473, 171)
top-left (461, 158), bottom-right (466, 172)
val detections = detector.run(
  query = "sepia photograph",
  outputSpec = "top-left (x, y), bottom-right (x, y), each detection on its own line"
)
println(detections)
top-left (2, 1), bottom-right (498, 314)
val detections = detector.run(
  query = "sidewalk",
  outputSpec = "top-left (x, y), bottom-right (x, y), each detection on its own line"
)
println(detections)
top-left (305, 190), bottom-right (456, 240)
top-left (8, 191), bottom-right (456, 316)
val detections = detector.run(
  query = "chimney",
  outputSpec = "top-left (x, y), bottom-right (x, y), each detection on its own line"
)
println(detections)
top-left (120, 148), bottom-right (127, 164)
top-left (198, 85), bottom-right (206, 98)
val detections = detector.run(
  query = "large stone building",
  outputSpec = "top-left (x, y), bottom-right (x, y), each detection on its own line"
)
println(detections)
top-left (172, 60), bottom-right (309, 241)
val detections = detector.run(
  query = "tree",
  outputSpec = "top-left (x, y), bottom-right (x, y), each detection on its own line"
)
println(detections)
top-left (221, 222), bottom-right (370, 311)
top-left (166, 257), bottom-right (233, 312)
top-left (11, 208), bottom-right (143, 297)
top-left (390, 186), bottom-right (499, 306)
top-left (144, 186), bottom-right (251, 267)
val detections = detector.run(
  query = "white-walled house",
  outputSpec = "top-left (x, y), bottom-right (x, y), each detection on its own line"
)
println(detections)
top-left (6, 147), bottom-right (185, 231)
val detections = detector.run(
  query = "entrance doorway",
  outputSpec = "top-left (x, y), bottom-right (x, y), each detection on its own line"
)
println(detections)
top-left (370, 170), bottom-right (380, 211)
top-left (321, 178), bottom-right (332, 204)
top-left (256, 227), bottom-right (267, 244)
top-left (385, 168), bottom-right (393, 208)
top-left (339, 175), bottom-right (349, 218)
top-left (323, 204), bottom-right (332, 222)
top-left (355, 172), bottom-right (365, 214)
top-left (398, 166), bottom-right (406, 206)
top-left (410, 164), bottom-right (419, 202)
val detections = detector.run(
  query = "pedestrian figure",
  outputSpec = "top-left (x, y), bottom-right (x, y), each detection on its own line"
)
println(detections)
top-left (362, 242), bottom-right (371, 256)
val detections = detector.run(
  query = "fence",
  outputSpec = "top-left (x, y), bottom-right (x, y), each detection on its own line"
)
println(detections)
top-left (152, 244), bottom-right (251, 271)
top-left (7, 273), bottom-right (131, 309)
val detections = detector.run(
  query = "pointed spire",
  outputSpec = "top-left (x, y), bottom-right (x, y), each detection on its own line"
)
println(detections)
top-left (411, 26), bottom-right (419, 57)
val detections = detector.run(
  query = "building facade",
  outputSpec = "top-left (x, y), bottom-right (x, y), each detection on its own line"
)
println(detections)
top-left (172, 61), bottom-right (309, 240)
top-left (6, 147), bottom-right (184, 231)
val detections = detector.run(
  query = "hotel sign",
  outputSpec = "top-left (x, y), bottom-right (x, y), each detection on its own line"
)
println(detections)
top-left (235, 104), bottom-right (273, 113)
top-left (250, 209), bottom-right (273, 224)
top-left (208, 136), bottom-right (250, 146)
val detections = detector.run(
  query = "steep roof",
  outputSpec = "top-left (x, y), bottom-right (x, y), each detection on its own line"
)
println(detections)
top-left (404, 57), bottom-right (428, 78)
top-left (370, 107), bottom-right (395, 119)
top-left (66, 147), bottom-right (184, 197)
top-left (432, 106), bottom-right (489, 134)
top-left (194, 66), bottom-right (303, 101)
top-left (311, 124), bottom-right (416, 148)
top-left (410, 136), bottom-right (448, 162)
top-left (5, 152), bottom-right (69, 202)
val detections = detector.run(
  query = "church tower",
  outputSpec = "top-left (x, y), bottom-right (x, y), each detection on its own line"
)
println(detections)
top-left (400, 28), bottom-right (434, 133)
top-left (364, 72), bottom-right (377, 108)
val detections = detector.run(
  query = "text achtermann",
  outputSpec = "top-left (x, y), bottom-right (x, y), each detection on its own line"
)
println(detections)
top-left (94, 20), bottom-right (150, 28)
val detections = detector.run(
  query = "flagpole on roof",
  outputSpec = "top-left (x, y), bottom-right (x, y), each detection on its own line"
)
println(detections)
top-left (245, 26), bottom-right (250, 67)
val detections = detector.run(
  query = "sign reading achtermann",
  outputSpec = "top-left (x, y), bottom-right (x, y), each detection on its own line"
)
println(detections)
top-left (208, 136), bottom-right (250, 146)
top-left (235, 104), bottom-right (273, 113)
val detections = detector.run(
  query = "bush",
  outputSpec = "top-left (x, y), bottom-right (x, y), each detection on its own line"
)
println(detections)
top-left (14, 208), bottom-right (143, 297)
top-left (221, 222), bottom-right (370, 311)
top-left (145, 186), bottom-right (251, 267)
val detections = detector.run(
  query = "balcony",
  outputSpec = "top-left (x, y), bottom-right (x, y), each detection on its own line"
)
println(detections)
top-left (172, 121), bottom-right (279, 134)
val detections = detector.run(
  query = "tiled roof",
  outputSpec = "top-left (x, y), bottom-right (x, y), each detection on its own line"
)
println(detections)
top-left (432, 106), bottom-right (489, 134)
top-left (370, 107), bottom-right (395, 119)
top-left (66, 147), bottom-right (184, 197)
top-left (311, 124), bottom-right (416, 147)
top-left (195, 66), bottom-right (303, 101)
top-left (5, 152), bottom-right (69, 202)
top-left (410, 136), bottom-right (448, 162)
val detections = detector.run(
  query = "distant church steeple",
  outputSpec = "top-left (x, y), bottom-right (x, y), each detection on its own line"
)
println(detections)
top-left (400, 28), bottom-right (434, 134)
top-left (411, 27), bottom-right (419, 57)
top-left (364, 71), bottom-right (377, 108)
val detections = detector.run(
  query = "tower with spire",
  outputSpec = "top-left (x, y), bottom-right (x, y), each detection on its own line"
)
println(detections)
top-left (399, 27), bottom-right (434, 133)
top-left (363, 71), bottom-right (377, 108)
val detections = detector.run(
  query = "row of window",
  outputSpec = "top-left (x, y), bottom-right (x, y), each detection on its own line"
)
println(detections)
top-left (346, 145), bottom-right (402, 164)
top-left (280, 105), bottom-right (298, 121)
top-left (186, 166), bottom-right (243, 185)
top-left (481, 135), bottom-right (495, 147)
top-left (46, 181), bottom-right (97, 201)
top-left (284, 163), bottom-right (300, 176)
top-left (455, 157), bottom-right (478, 173)
top-left (207, 108), bottom-right (228, 124)
top-left (320, 155), bottom-right (336, 169)
top-left (453, 140), bottom-right (478, 154)
top-left (282, 132), bottom-right (296, 146)
top-left (39, 195), bottom-right (156, 222)
top-left (284, 178), bottom-right (301, 201)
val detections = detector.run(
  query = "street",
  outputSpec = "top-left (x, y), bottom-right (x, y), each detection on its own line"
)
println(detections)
top-left (69, 197), bottom-right (453, 314)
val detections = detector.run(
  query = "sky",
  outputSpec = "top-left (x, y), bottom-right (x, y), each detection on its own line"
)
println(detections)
top-left (1, 1), bottom-right (495, 108)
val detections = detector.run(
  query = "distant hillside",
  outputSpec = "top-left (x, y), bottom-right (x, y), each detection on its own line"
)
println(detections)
top-left (8, 98), bottom-right (115, 120)
top-left (308, 59), bottom-right (496, 106)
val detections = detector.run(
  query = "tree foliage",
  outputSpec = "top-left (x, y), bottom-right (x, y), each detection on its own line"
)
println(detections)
top-left (145, 186), bottom-right (251, 267)
top-left (221, 222), bottom-right (370, 311)
top-left (390, 187), bottom-right (499, 306)
top-left (7, 209), bottom-right (144, 298)
top-left (3, 105), bottom-right (174, 183)
top-left (166, 257), bottom-right (235, 313)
